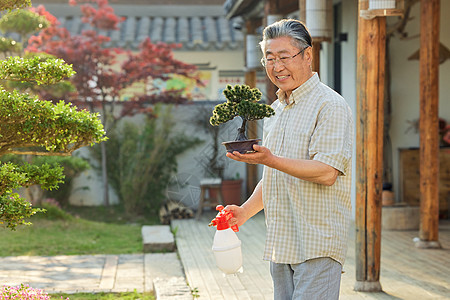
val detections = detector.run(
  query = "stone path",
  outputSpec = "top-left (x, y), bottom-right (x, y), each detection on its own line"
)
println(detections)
top-left (0, 253), bottom-right (191, 299)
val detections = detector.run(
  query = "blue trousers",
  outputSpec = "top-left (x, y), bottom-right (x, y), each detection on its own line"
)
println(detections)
top-left (270, 257), bottom-right (342, 300)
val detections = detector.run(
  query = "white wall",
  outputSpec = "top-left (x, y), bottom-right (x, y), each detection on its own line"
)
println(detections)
top-left (339, 0), bottom-right (358, 219)
top-left (389, 1), bottom-right (450, 203)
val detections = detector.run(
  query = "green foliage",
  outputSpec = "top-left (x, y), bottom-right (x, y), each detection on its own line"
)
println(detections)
top-left (0, 0), bottom-right (106, 230)
top-left (38, 200), bottom-right (73, 221)
top-left (2, 154), bottom-right (90, 206)
top-left (91, 105), bottom-right (201, 216)
top-left (5, 52), bottom-right (77, 99)
top-left (0, 9), bottom-right (49, 38)
top-left (210, 84), bottom-right (275, 126)
top-left (0, 88), bottom-right (106, 156)
top-left (0, 161), bottom-right (64, 195)
top-left (0, 193), bottom-right (44, 231)
top-left (0, 160), bottom-right (65, 230)
top-left (0, 0), bottom-right (31, 12)
top-left (0, 56), bottom-right (76, 85)
top-left (0, 37), bottom-right (21, 54)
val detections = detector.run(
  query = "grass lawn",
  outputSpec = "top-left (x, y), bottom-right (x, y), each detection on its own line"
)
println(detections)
top-left (0, 204), bottom-right (160, 257)
top-left (51, 291), bottom-right (155, 300)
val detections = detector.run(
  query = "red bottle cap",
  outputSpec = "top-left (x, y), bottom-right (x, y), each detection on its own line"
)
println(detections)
top-left (208, 205), bottom-right (239, 232)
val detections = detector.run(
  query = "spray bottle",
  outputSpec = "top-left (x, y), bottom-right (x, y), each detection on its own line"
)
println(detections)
top-left (209, 205), bottom-right (243, 274)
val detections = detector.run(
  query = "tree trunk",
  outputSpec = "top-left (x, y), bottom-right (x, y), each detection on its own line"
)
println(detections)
top-left (235, 117), bottom-right (248, 141)
top-left (101, 140), bottom-right (109, 206)
top-left (101, 100), bottom-right (110, 207)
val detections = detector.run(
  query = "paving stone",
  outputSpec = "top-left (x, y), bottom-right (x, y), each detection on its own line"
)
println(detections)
top-left (99, 255), bottom-right (118, 290)
top-left (144, 253), bottom-right (192, 298)
top-left (142, 225), bottom-right (175, 252)
top-left (153, 277), bottom-right (193, 300)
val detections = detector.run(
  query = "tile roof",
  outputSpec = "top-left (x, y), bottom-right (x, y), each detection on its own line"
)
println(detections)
top-left (40, 4), bottom-right (245, 51)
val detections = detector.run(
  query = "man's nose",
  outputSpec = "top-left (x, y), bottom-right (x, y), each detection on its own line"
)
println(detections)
top-left (272, 59), bottom-right (285, 71)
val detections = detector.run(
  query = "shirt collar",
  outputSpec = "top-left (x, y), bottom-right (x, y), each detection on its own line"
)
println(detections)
top-left (276, 72), bottom-right (320, 106)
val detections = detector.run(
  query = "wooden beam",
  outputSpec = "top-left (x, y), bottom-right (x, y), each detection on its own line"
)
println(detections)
top-left (354, 1), bottom-right (386, 292)
top-left (417, 0), bottom-right (441, 249)
top-left (311, 41), bottom-right (321, 74)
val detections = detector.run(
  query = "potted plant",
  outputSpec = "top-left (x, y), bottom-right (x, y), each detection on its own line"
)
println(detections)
top-left (210, 84), bottom-right (275, 153)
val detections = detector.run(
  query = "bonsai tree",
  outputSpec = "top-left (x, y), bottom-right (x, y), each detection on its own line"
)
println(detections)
top-left (210, 84), bottom-right (275, 153)
top-left (0, 1), bottom-right (106, 230)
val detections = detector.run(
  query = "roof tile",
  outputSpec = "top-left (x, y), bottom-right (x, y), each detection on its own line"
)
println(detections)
top-left (35, 4), bottom-right (244, 51)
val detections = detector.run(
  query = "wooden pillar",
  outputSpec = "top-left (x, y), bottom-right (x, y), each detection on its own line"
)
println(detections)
top-left (245, 19), bottom-right (260, 198)
top-left (299, 0), bottom-right (306, 22)
top-left (311, 41), bottom-right (321, 74)
top-left (416, 0), bottom-right (441, 249)
top-left (354, 1), bottom-right (386, 292)
top-left (301, 0), bottom-right (320, 74)
top-left (264, 0), bottom-right (282, 104)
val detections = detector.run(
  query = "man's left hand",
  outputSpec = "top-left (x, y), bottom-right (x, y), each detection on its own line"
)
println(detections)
top-left (226, 144), bottom-right (274, 166)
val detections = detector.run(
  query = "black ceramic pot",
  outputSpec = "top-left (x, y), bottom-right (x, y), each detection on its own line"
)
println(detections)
top-left (222, 139), bottom-right (261, 154)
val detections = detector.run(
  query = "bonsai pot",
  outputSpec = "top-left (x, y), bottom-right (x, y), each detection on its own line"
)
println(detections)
top-left (222, 139), bottom-right (261, 154)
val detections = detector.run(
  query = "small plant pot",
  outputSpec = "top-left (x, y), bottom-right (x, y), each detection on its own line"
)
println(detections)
top-left (222, 139), bottom-right (261, 154)
top-left (221, 179), bottom-right (243, 206)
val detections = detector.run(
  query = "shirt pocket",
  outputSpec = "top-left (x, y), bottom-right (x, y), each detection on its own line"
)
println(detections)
top-left (265, 127), bottom-right (285, 156)
top-left (283, 129), bottom-right (311, 160)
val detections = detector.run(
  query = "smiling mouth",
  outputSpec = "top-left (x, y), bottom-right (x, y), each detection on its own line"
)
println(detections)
top-left (276, 75), bottom-right (290, 80)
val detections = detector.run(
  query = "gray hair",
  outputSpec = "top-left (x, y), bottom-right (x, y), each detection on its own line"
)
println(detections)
top-left (259, 19), bottom-right (312, 53)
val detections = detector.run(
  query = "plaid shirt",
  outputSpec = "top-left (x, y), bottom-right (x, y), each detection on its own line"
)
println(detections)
top-left (262, 73), bottom-right (353, 265)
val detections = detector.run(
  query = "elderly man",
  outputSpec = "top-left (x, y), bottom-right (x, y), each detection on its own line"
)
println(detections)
top-left (226, 19), bottom-right (353, 299)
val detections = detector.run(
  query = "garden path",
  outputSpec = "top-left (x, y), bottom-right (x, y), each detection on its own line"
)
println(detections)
top-left (0, 252), bottom-right (191, 298)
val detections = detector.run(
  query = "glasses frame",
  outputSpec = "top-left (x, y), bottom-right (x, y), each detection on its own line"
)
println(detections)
top-left (261, 46), bottom-right (310, 67)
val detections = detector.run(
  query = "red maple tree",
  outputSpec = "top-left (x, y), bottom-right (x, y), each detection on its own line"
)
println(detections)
top-left (27, 0), bottom-right (200, 205)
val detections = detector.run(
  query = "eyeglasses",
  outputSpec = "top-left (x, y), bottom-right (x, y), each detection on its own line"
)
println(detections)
top-left (261, 46), bottom-right (310, 67)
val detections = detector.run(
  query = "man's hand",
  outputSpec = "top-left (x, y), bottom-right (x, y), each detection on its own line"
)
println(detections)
top-left (225, 205), bottom-right (250, 228)
top-left (227, 144), bottom-right (339, 186)
top-left (226, 144), bottom-right (274, 166)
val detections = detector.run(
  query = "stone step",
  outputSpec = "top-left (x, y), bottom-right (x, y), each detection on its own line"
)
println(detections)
top-left (145, 253), bottom-right (192, 299)
top-left (142, 225), bottom-right (175, 252)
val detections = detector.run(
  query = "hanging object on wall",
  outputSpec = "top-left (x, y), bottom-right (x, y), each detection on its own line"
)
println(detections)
top-left (369, 0), bottom-right (396, 9)
top-left (360, 0), bottom-right (404, 19)
top-left (305, 0), bottom-right (332, 42)
top-left (408, 42), bottom-right (450, 65)
top-left (246, 34), bottom-right (262, 70)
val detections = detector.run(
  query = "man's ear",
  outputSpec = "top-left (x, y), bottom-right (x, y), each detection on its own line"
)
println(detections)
top-left (304, 46), bottom-right (313, 64)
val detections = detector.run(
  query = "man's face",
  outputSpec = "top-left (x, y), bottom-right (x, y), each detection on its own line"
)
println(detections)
top-left (263, 36), bottom-right (312, 96)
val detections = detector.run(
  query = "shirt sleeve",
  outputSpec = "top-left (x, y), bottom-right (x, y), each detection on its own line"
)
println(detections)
top-left (308, 101), bottom-right (353, 176)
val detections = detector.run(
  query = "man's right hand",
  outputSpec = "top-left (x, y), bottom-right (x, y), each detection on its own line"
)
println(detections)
top-left (224, 205), bottom-right (249, 228)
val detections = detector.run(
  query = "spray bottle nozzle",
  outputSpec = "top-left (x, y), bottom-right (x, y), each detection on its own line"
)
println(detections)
top-left (208, 205), bottom-right (239, 232)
